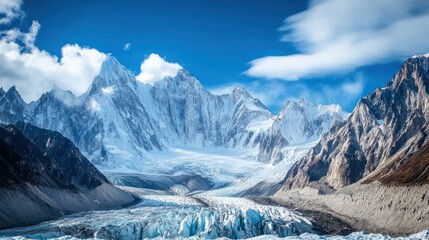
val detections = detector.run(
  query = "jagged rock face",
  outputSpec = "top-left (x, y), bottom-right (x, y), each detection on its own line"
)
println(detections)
top-left (29, 87), bottom-right (89, 146)
top-left (282, 55), bottom-right (429, 190)
top-left (147, 71), bottom-right (273, 148)
top-left (83, 57), bottom-right (162, 164)
top-left (0, 122), bottom-right (109, 190)
top-left (0, 124), bottom-right (75, 190)
top-left (0, 87), bottom-right (29, 124)
top-left (257, 100), bottom-right (346, 164)
top-left (363, 135), bottom-right (429, 185)
top-left (15, 122), bottom-right (109, 189)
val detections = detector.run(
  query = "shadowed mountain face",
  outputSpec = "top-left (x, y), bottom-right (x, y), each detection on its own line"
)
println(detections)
top-left (281, 55), bottom-right (429, 191)
top-left (14, 122), bottom-right (110, 189)
top-left (0, 122), bottom-right (135, 229)
top-left (0, 124), bottom-right (76, 190)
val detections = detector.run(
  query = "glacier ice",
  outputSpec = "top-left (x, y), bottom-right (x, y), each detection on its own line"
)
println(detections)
top-left (0, 195), bottom-right (314, 239)
top-left (1, 194), bottom-right (428, 239)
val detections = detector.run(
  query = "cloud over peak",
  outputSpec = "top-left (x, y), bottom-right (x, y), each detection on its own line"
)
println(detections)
top-left (136, 53), bottom-right (183, 84)
top-left (246, 0), bottom-right (429, 80)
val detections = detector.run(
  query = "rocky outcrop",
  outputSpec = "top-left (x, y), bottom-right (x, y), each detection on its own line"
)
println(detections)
top-left (363, 127), bottom-right (429, 185)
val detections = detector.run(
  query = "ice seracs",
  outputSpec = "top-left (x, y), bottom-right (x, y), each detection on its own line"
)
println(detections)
top-left (0, 193), bottom-right (314, 239)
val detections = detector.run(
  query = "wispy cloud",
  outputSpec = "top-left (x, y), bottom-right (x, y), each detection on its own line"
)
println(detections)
top-left (246, 0), bottom-right (429, 80)
top-left (0, 0), bottom-right (23, 24)
top-left (123, 42), bottom-right (131, 51)
top-left (1, 20), bottom-right (40, 48)
top-left (136, 53), bottom-right (182, 84)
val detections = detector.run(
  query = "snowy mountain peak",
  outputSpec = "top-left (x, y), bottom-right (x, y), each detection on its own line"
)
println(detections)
top-left (281, 99), bottom-right (344, 117)
top-left (5, 86), bottom-right (25, 104)
top-left (283, 98), bottom-right (312, 109)
top-left (97, 55), bottom-right (133, 81)
top-left (411, 52), bottom-right (429, 59)
top-left (48, 86), bottom-right (81, 107)
top-left (170, 69), bottom-right (199, 83)
top-left (100, 54), bottom-right (121, 72)
top-left (387, 53), bottom-right (429, 90)
top-left (232, 86), bottom-right (252, 98)
top-left (89, 55), bottom-right (136, 94)
top-left (6, 86), bottom-right (18, 95)
top-left (231, 87), bottom-right (270, 114)
top-left (154, 68), bottom-right (205, 94)
top-left (274, 99), bottom-right (346, 146)
top-left (256, 98), bottom-right (346, 164)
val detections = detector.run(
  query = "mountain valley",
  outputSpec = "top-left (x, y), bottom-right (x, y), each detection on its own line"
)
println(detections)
top-left (1, 54), bottom-right (429, 239)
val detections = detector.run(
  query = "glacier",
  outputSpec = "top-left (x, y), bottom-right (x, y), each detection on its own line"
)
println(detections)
top-left (0, 190), bottom-right (314, 239)
top-left (1, 189), bottom-right (428, 240)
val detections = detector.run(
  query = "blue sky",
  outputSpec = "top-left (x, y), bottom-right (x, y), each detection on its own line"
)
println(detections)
top-left (1, 0), bottom-right (429, 112)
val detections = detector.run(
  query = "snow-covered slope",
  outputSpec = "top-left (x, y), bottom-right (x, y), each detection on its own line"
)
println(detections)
top-left (257, 99), bottom-right (346, 164)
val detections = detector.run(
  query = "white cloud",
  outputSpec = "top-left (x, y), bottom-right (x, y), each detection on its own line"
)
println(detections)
top-left (1, 21), bottom-right (40, 49)
top-left (136, 53), bottom-right (182, 84)
top-left (101, 85), bottom-right (116, 95)
top-left (209, 85), bottom-right (237, 96)
top-left (89, 98), bottom-right (101, 112)
top-left (51, 86), bottom-right (82, 107)
top-left (0, 21), bottom-right (106, 102)
top-left (247, 0), bottom-right (429, 80)
top-left (0, 0), bottom-right (23, 24)
top-left (123, 42), bottom-right (131, 51)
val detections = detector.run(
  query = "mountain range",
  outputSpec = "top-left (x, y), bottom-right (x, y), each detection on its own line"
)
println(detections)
top-left (1, 53), bottom-right (429, 235)
top-left (0, 55), bottom-right (345, 170)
